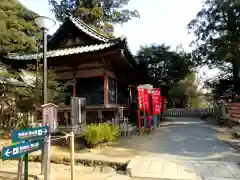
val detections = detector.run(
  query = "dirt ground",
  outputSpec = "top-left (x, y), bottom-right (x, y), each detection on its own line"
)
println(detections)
top-left (0, 160), bottom-right (117, 180)
top-left (0, 133), bottom-right (138, 164)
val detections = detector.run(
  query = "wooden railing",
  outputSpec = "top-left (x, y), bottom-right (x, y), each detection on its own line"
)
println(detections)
top-left (164, 108), bottom-right (215, 117)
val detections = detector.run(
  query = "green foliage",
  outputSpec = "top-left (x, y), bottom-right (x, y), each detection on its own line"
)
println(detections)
top-left (49, 0), bottom-right (139, 37)
top-left (188, 96), bottom-right (210, 108)
top-left (169, 72), bottom-right (197, 97)
top-left (188, 0), bottom-right (240, 67)
top-left (187, 0), bottom-right (240, 94)
top-left (204, 72), bottom-right (234, 100)
top-left (0, 60), bottom-right (72, 128)
top-left (137, 44), bottom-right (193, 96)
top-left (168, 72), bottom-right (201, 108)
top-left (0, 0), bottom-right (39, 54)
top-left (84, 123), bottom-right (119, 146)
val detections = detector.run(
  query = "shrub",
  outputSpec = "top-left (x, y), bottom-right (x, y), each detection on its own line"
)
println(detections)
top-left (84, 123), bottom-right (119, 146)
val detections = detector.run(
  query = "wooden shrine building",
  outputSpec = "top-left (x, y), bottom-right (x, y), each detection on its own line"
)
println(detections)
top-left (5, 16), bottom-right (148, 123)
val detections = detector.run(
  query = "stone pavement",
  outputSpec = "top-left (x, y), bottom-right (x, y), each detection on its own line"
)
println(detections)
top-left (127, 117), bottom-right (240, 179)
top-left (130, 158), bottom-right (240, 180)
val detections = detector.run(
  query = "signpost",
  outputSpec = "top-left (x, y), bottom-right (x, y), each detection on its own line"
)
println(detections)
top-left (2, 140), bottom-right (44, 160)
top-left (1, 126), bottom-right (49, 180)
top-left (12, 126), bottom-right (49, 143)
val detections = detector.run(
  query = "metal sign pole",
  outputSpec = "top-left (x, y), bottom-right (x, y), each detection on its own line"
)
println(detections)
top-left (44, 132), bottom-right (51, 180)
top-left (24, 152), bottom-right (28, 180)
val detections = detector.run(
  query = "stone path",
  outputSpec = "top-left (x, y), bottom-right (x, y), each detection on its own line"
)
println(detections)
top-left (129, 117), bottom-right (240, 180)
top-left (131, 159), bottom-right (240, 180)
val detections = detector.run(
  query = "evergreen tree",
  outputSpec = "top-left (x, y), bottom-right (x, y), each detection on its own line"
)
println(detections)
top-left (188, 0), bottom-right (240, 94)
top-left (49, 0), bottom-right (140, 37)
top-left (137, 44), bottom-right (192, 95)
top-left (0, 0), bottom-right (39, 55)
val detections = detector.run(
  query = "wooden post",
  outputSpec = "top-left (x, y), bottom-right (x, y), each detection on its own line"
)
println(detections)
top-left (17, 157), bottom-right (23, 180)
top-left (64, 111), bottom-right (69, 127)
top-left (104, 74), bottom-right (109, 106)
top-left (70, 132), bottom-right (75, 180)
top-left (72, 78), bottom-right (76, 97)
top-left (98, 110), bottom-right (103, 123)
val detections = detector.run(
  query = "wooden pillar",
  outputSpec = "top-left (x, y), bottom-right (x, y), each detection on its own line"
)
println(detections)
top-left (104, 74), bottom-right (109, 106)
top-left (115, 80), bottom-right (118, 104)
top-left (129, 86), bottom-right (132, 103)
top-left (64, 111), bottom-right (69, 127)
top-left (72, 66), bottom-right (77, 97)
top-left (98, 110), bottom-right (103, 123)
top-left (128, 86), bottom-right (132, 116)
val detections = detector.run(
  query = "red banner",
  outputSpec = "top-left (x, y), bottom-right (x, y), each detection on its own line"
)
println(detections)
top-left (152, 88), bottom-right (161, 115)
top-left (137, 88), bottom-right (144, 110)
top-left (143, 89), bottom-right (150, 113)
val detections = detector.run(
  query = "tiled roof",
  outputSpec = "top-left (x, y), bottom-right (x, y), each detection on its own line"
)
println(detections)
top-left (49, 16), bottom-right (110, 44)
top-left (7, 42), bottom-right (116, 60)
top-left (69, 17), bottom-right (109, 42)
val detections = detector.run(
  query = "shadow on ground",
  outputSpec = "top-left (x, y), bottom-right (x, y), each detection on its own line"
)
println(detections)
top-left (105, 117), bottom-right (240, 162)
top-left (0, 171), bottom-right (39, 180)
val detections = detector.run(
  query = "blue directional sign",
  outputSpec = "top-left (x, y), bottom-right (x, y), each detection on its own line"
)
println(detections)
top-left (12, 126), bottom-right (49, 143)
top-left (2, 140), bottom-right (44, 160)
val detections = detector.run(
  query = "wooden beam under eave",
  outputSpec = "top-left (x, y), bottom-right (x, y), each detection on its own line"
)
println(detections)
top-left (104, 73), bottom-right (109, 106)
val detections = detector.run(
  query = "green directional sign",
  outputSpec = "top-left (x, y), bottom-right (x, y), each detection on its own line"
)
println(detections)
top-left (12, 126), bottom-right (49, 143)
top-left (2, 140), bottom-right (44, 161)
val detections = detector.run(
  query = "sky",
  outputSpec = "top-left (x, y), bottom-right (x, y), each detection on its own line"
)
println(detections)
top-left (18, 0), bottom-right (220, 81)
top-left (18, 0), bottom-right (203, 53)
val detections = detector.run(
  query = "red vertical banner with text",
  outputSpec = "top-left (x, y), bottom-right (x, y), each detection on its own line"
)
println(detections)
top-left (143, 89), bottom-right (150, 113)
top-left (156, 88), bottom-right (161, 114)
top-left (152, 90), bottom-right (157, 115)
top-left (159, 89), bottom-right (162, 113)
top-left (152, 88), bottom-right (161, 115)
top-left (137, 88), bottom-right (144, 110)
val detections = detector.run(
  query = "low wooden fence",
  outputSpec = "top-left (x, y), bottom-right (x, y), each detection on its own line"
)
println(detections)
top-left (164, 108), bottom-right (215, 117)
